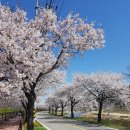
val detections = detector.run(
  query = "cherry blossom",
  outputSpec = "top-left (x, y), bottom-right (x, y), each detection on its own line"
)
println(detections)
top-left (0, 4), bottom-right (104, 130)
top-left (73, 72), bottom-right (127, 122)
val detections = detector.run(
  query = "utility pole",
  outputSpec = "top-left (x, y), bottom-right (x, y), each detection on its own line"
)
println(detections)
top-left (35, 0), bottom-right (39, 16)
top-left (35, 0), bottom-right (65, 17)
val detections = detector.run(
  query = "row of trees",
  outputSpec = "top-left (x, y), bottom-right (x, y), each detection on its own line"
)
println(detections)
top-left (45, 72), bottom-right (129, 123)
top-left (0, 3), bottom-right (104, 130)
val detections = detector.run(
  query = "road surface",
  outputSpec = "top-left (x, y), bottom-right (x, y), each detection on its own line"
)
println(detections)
top-left (36, 112), bottom-right (118, 130)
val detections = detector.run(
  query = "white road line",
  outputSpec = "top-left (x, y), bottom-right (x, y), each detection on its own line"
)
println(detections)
top-left (36, 118), bottom-right (52, 130)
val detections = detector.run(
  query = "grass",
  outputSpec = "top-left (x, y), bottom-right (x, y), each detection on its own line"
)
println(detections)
top-left (0, 108), bottom-right (20, 119)
top-left (24, 120), bottom-right (46, 130)
top-left (73, 111), bottom-right (130, 130)
top-left (49, 111), bottom-right (68, 116)
top-left (49, 111), bottom-right (130, 129)
top-left (0, 108), bottom-right (20, 115)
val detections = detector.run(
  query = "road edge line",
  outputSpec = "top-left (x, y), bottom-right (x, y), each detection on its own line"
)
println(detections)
top-left (36, 118), bottom-right (52, 130)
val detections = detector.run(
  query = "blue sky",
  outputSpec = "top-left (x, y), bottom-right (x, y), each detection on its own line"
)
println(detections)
top-left (1, 0), bottom-right (130, 82)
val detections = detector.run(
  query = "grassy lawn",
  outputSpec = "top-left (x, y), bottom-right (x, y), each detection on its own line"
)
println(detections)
top-left (74, 111), bottom-right (130, 130)
top-left (0, 108), bottom-right (18, 114)
top-left (24, 120), bottom-right (46, 130)
top-left (0, 108), bottom-right (20, 119)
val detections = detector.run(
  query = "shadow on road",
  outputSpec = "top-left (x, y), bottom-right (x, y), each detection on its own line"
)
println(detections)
top-left (37, 113), bottom-right (102, 128)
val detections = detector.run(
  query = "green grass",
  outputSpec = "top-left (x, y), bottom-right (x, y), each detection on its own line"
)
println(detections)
top-left (73, 112), bottom-right (130, 130)
top-left (34, 121), bottom-right (44, 127)
top-left (49, 111), bottom-right (130, 130)
top-left (24, 120), bottom-right (46, 130)
top-left (74, 117), bottom-right (128, 130)
top-left (0, 108), bottom-right (19, 115)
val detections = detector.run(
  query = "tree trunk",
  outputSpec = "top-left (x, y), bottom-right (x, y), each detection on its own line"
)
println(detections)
top-left (2, 113), bottom-right (3, 118)
top-left (61, 106), bottom-right (64, 116)
top-left (98, 101), bottom-right (103, 123)
top-left (4, 110), bottom-right (7, 121)
top-left (4, 113), bottom-right (6, 120)
top-left (21, 101), bottom-right (28, 123)
top-left (55, 108), bottom-right (58, 115)
top-left (48, 107), bottom-right (51, 113)
top-left (71, 103), bottom-right (74, 118)
top-left (22, 82), bottom-right (36, 130)
top-left (52, 107), bottom-right (54, 114)
top-left (27, 104), bottom-right (34, 130)
top-left (25, 110), bottom-right (28, 123)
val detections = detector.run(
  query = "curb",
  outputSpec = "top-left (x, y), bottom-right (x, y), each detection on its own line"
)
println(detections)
top-left (36, 119), bottom-right (52, 130)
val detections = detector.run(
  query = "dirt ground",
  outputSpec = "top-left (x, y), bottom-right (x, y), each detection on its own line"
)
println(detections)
top-left (0, 116), bottom-right (22, 130)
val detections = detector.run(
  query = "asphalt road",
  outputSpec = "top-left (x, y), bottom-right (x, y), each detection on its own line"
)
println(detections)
top-left (36, 112), bottom-right (118, 130)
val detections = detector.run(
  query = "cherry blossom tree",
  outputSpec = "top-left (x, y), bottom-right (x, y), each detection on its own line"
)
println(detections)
top-left (45, 96), bottom-right (56, 114)
top-left (64, 85), bottom-right (85, 118)
top-left (0, 4), bottom-right (104, 130)
top-left (0, 83), bottom-right (22, 109)
top-left (35, 96), bottom-right (45, 110)
top-left (45, 89), bottom-right (67, 116)
top-left (54, 87), bottom-right (68, 116)
top-left (46, 85), bottom-right (85, 117)
top-left (73, 72), bottom-right (127, 122)
top-left (0, 86), bottom-right (23, 120)
top-left (51, 97), bottom-right (61, 115)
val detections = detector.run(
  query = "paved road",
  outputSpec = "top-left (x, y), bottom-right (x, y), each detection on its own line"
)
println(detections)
top-left (36, 112), bottom-right (118, 130)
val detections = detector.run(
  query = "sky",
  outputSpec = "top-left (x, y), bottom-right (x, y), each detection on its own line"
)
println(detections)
top-left (1, 0), bottom-right (130, 82)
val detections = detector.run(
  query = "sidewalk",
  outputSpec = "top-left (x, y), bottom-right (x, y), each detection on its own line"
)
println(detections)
top-left (0, 116), bottom-right (22, 130)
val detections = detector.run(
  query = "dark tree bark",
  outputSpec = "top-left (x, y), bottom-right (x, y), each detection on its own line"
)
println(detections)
top-left (55, 107), bottom-right (58, 115)
top-left (4, 112), bottom-right (7, 121)
top-left (51, 106), bottom-right (54, 114)
top-left (2, 113), bottom-right (4, 118)
top-left (60, 100), bottom-right (68, 116)
top-left (48, 107), bottom-right (51, 113)
top-left (21, 101), bottom-right (28, 123)
top-left (69, 98), bottom-right (81, 118)
top-left (25, 110), bottom-right (28, 123)
top-left (22, 82), bottom-right (36, 130)
top-left (70, 102), bottom-right (74, 118)
top-left (27, 103), bottom-right (34, 130)
top-left (26, 96), bottom-right (35, 130)
top-left (0, 76), bottom-right (8, 81)
top-left (61, 106), bottom-right (64, 116)
top-left (98, 101), bottom-right (103, 123)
